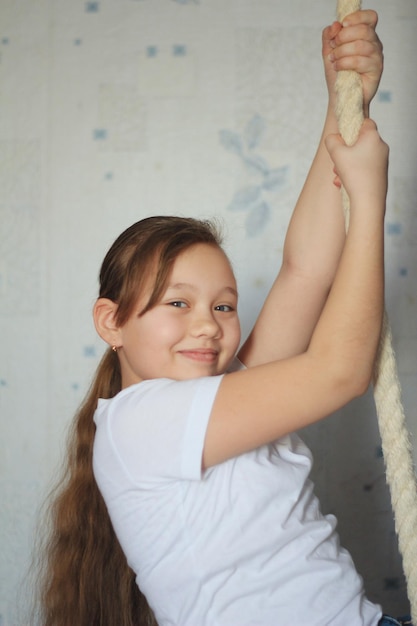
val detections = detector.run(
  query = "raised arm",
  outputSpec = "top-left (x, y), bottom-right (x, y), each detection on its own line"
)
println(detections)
top-left (239, 10), bottom-right (383, 367)
top-left (204, 118), bottom-right (388, 468)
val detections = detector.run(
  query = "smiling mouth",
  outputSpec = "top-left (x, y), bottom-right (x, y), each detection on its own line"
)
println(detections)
top-left (179, 349), bottom-right (218, 363)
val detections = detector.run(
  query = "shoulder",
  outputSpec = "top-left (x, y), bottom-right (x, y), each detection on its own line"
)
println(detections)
top-left (95, 373), bottom-right (226, 424)
top-left (95, 357), bottom-right (243, 426)
top-left (93, 373), bottom-right (229, 481)
top-left (93, 362), bottom-right (243, 481)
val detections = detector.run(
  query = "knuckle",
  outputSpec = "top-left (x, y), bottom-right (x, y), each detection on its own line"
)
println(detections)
top-left (369, 9), bottom-right (378, 26)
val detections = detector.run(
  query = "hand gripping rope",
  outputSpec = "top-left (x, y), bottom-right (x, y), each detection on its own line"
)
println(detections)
top-left (335, 1), bottom-right (417, 621)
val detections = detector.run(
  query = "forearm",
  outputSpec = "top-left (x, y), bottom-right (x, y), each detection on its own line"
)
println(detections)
top-left (282, 104), bottom-right (346, 287)
top-left (308, 195), bottom-right (385, 391)
top-left (283, 7), bottom-right (382, 286)
top-left (238, 12), bottom-right (384, 369)
top-left (239, 106), bottom-right (354, 367)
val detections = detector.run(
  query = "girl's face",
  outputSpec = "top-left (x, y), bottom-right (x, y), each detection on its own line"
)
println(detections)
top-left (117, 243), bottom-right (241, 388)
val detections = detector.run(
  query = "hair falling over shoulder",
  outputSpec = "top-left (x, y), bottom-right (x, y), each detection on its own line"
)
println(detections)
top-left (33, 217), bottom-right (224, 625)
top-left (34, 348), bottom-right (157, 626)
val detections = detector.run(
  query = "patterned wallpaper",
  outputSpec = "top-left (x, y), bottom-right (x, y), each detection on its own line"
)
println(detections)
top-left (0, 0), bottom-right (416, 623)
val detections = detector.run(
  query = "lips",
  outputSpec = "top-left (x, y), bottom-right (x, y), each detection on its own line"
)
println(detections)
top-left (178, 348), bottom-right (218, 363)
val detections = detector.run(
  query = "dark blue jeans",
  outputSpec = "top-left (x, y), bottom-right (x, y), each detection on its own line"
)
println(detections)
top-left (378, 616), bottom-right (413, 626)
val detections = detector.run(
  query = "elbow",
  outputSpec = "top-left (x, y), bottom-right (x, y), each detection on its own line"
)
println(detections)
top-left (311, 328), bottom-right (381, 404)
top-left (349, 369), bottom-right (372, 399)
top-left (333, 357), bottom-right (374, 403)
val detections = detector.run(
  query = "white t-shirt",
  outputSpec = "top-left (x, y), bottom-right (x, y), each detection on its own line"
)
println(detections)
top-left (93, 360), bottom-right (382, 626)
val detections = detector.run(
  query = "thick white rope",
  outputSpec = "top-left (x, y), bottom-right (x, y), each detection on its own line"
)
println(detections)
top-left (335, 1), bottom-right (417, 621)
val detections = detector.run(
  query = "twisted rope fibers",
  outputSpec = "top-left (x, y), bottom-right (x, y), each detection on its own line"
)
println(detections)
top-left (335, 1), bottom-right (417, 620)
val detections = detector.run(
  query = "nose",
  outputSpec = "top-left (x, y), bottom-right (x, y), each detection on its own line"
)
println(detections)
top-left (190, 309), bottom-right (221, 339)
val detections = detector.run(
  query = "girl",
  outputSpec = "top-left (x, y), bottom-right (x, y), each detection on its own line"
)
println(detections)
top-left (36, 9), bottom-right (398, 626)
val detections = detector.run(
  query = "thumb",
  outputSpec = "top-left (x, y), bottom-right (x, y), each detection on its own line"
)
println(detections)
top-left (325, 131), bottom-right (345, 158)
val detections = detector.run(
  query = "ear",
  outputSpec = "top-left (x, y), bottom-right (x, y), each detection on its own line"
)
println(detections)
top-left (93, 298), bottom-right (121, 348)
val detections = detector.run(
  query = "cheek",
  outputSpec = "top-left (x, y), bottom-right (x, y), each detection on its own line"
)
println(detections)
top-left (227, 320), bottom-right (241, 351)
top-left (143, 310), bottom-right (184, 341)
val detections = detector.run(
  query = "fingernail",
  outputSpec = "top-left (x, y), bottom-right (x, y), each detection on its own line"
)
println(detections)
top-left (328, 53), bottom-right (335, 62)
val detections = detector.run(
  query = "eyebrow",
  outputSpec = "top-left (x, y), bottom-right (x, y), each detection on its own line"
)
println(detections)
top-left (166, 282), bottom-right (238, 298)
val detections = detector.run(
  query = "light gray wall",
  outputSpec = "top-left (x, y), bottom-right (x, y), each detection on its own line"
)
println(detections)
top-left (0, 0), bottom-right (416, 623)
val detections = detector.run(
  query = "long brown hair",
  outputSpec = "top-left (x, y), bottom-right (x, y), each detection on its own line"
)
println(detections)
top-left (35, 216), bottom-right (223, 626)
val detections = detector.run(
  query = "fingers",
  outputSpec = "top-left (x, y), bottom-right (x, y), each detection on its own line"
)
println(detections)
top-left (322, 9), bottom-right (384, 112)
top-left (360, 117), bottom-right (378, 133)
top-left (355, 118), bottom-right (380, 144)
top-left (322, 20), bottom-right (343, 58)
top-left (324, 9), bottom-right (383, 107)
top-left (325, 118), bottom-right (388, 196)
top-left (329, 21), bottom-right (382, 72)
top-left (326, 119), bottom-right (378, 155)
top-left (341, 9), bottom-right (378, 28)
top-left (322, 20), bottom-right (343, 46)
top-left (322, 9), bottom-right (378, 38)
top-left (332, 166), bottom-right (342, 189)
top-left (330, 44), bottom-right (382, 75)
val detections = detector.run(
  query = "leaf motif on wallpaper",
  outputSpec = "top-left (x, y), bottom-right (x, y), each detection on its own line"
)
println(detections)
top-left (227, 185), bottom-right (261, 212)
top-left (244, 114), bottom-right (266, 151)
top-left (220, 114), bottom-right (289, 237)
top-left (262, 166), bottom-right (289, 191)
top-left (219, 130), bottom-right (243, 156)
top-left (246, 202), bottom-right (270, 238)
top-left (243, 154), bottom-right (269, 176)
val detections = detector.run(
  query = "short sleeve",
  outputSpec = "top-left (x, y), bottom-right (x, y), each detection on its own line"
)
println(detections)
top-left (94, 374), bottom-right (224, 483)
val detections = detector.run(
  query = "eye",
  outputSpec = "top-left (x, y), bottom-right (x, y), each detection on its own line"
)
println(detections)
top-left (169, 300), bottom-right (188, 308)
top-left (215, 304), bottom-right (234, 312)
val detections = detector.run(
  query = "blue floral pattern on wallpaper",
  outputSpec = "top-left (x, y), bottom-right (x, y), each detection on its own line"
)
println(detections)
top-left (220, 115), bottom-right (289, 237)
